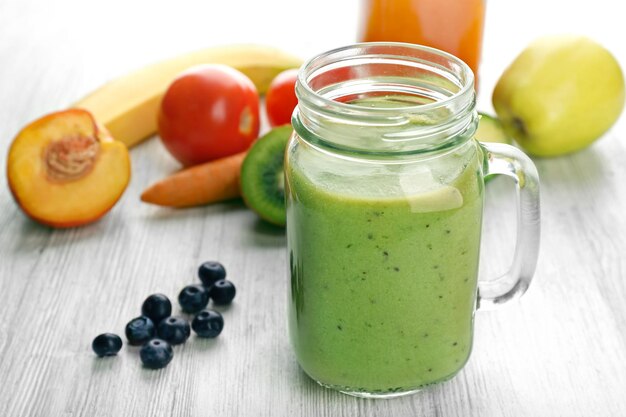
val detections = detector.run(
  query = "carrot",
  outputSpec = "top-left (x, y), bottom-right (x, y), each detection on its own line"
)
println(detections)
top-left (140, 152), bottom-right (246, 207)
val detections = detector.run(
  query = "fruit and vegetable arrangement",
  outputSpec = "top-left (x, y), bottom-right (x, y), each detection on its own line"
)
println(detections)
top-left (6, 44), bottom-right (302, 228)
top-left (5, 36), bottom-right (624, 231)
top-left (2, 32), bottom-right (623, 372)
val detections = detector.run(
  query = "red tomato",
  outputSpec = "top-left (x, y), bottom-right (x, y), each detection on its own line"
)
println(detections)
top-left (265, 69), bottom-right (299, 127)
top-left (158, 64), bottom-right (260, 166)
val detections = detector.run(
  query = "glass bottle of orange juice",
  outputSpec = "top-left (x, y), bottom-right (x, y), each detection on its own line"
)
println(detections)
top-left (358, 0), bottom-right (486, 78)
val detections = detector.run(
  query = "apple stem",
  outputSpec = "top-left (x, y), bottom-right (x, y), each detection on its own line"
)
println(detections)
top-left (512, 116), bottom-right (528, 138)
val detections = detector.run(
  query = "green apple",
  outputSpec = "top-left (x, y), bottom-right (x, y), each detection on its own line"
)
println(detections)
top-left (492, 35), bottom-right (625, 157)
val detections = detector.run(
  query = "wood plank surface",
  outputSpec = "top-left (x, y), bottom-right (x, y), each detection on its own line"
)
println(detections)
top-left (1, 0), bottom-right (625, 416)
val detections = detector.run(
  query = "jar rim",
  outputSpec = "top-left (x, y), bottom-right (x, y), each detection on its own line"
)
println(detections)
top-left (293, 42), bottom-right (478, 156)
top-left (296, 41), bottom-right (475, 116)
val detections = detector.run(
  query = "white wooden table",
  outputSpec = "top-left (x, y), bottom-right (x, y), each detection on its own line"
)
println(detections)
top-left (1, 0), bottom-right (625, 415)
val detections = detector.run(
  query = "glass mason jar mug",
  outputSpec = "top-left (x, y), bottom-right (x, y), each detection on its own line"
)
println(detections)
top-left (285, 43), bottom-right (540, 398)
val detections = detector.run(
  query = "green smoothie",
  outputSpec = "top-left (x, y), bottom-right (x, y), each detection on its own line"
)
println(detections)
top-left (286, 142), bottom-right (484, 395)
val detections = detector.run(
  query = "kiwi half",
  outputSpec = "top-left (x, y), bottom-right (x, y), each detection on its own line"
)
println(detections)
top-left (475, 112), bottom-right (512, 144)
top-left (240, 125), bottom-right (293, 226)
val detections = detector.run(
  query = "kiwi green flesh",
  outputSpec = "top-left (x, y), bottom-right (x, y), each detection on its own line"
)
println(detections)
top-left (475, 112), bottom-right (512, 144)
top-left (240, 125), bottom-right (293, 226)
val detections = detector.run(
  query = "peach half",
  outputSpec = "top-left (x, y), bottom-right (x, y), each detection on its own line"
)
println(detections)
top-left (7, 109), bottom-right (131, 228)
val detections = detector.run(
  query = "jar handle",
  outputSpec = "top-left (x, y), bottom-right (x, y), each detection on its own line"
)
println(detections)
top-left (478, 142), bottom-right (541, 310)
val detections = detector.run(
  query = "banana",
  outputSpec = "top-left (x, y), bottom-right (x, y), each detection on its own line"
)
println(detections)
top-left (73, 44), bottom-right (303, 148)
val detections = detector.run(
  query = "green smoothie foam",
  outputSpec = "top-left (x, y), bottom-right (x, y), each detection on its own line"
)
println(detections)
top-left (286, 142), bottom-right (483, 394)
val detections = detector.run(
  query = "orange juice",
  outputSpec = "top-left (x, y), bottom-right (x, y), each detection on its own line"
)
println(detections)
top-left (358, 0), bottom-right (486, 78)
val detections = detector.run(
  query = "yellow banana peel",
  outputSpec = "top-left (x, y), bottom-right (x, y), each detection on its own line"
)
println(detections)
top-left (74, 44), bottom-right (303, 148)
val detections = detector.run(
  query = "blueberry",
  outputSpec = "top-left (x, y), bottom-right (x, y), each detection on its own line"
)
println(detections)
top-left (140, 339), bottom-right (173, 369)
top-left (192, 310), bottom-right (224, 338)
top-left (125, 316), bottom-right (156, 345)
top-left (198, 261), bottom-right (226, 287)
top-left (210, 279), bottom-right (236, 305)
top-left (92, 333), bottom-right (122, 357)
top-left (141, 293), bottom-right (172, 324)
top-left (178, 284), bottom-right (210, 313)
top-left (157, 316), bottom-right (191, 345)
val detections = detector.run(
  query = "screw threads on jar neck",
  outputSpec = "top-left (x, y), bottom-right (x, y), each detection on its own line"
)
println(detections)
top-left (293, 42), bottom-right (478, 156)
